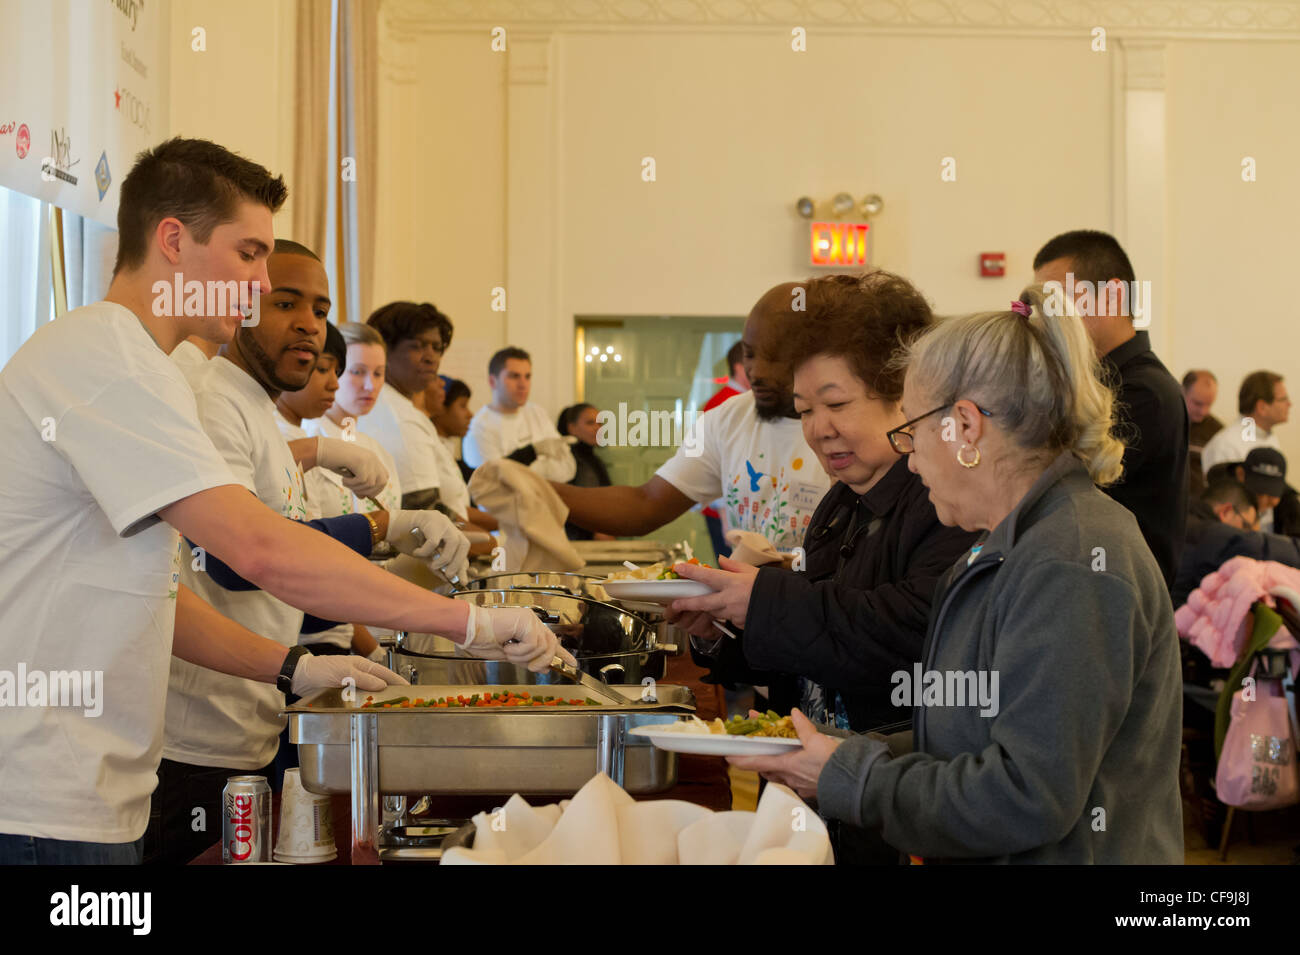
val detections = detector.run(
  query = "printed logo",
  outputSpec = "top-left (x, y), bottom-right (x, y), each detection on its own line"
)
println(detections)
top-left (49, 885), bottom-right (151, 935)
top-left (40, 127), bottom-right (79, 185)
top-left (109, 0), bottom-right (143, 31)
top-left (95, 151), bottom-right (112, 201)
top-left (15, 123), bottom-right (29, 158)
top-left (115, 84), bottom-right (152, 134)
top-left (121, 41), bottom-right (149, 78)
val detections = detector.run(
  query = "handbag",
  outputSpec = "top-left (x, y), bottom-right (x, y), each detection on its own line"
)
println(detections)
top-left (1214, 601), bottom-right (1300, 809)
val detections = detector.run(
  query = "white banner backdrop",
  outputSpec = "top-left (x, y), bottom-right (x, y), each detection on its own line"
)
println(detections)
top-left (0, 0), bottom-right (168, 228)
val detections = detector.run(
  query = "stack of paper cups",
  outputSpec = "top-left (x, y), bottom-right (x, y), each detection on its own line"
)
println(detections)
top-left (274, 769), bottom-right (337, 863)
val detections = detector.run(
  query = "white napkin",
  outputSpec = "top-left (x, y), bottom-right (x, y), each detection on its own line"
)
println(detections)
top-left (724, 529), bottom-right (783, 567)
top-left (467, 459), bottom-right (585, 572)
top-left (440, 773), bottom-right (832, 865)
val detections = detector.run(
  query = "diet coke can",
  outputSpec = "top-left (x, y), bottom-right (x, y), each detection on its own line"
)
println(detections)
top-left (222, 775), bottom-right (272, 864)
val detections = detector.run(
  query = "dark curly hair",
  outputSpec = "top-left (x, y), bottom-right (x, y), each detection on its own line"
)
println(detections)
top-left (784, 270), bottom-right (934, 403)
top-left (366, 301), bottom-right (454, 352)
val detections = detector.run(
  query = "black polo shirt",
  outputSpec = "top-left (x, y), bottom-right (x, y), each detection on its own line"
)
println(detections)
top-left (1100, 330), bottom-right (1188, 590)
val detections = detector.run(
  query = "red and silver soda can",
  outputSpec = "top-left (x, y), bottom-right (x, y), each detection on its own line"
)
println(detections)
top-left (222, 775), bottom-right (272, 864)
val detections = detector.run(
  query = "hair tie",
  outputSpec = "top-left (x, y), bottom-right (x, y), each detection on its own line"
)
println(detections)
top-left (1009, 299), bottom-right (1032, 318)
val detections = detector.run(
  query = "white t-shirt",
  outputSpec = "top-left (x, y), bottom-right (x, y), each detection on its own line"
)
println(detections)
top-left (273, 412), bottom-right (401, 649)
top-left (359, 383), bottom-right (470, 518)
top-left (656, 390), bottom-right (832, 552)
top-left (463, 402), bottom-right (577, 482)
top-left (170, 339), bottom-right (211, 382)
top-left (166, 358), bottom-right (310, 770)
top-left (1200, 420), bottom-right (1283, 475)
top-left (0, 301), bottom-right (237, 842)
top-left (299, 414), bottom-right (403, 515)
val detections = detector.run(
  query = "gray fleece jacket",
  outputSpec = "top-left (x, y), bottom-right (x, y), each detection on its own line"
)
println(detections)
top-left (818, 452), bottom-right (1184, 863)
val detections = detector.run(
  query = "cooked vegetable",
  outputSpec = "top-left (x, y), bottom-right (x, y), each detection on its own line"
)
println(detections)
top-left (722, 711), bottom-right (798, 738)
top-left (361, 691), bottom-right (600, 709)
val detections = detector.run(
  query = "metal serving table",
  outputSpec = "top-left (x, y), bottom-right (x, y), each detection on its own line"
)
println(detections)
top-left (285, 683), bottom-right (695, 864)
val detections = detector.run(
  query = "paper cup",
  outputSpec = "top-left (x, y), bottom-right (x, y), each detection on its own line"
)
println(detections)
top-left (274, 769), bottom-right (337, 863)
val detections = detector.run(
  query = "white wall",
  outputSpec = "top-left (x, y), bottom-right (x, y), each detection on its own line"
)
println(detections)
top-left (1166, 40), bottom-right (1300, 469)
top-left (167, 0), bottom-right (300, 234)
top-left (163, 4), bottom-right (1300, 476)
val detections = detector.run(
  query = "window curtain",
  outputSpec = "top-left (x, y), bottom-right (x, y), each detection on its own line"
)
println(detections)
top-left (338, 0), bottom-right (379, 324)
top-left (292, 0), bottom-right (333, 261)
top-left (294, 0), bottom-right (375, 325)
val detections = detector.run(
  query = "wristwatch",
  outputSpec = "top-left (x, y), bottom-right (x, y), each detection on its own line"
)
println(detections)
top-left (362, 511), bottom-right (383, 550)
top-left (277, 645), bottom-right (309, 694)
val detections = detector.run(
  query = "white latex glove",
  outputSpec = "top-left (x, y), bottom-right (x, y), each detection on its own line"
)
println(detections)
top-left (463, 604), bottom-right (578, 672)
top-left (366, 646), bottom-right (388, 664)
top-left (386, 509), bottom-right (470, 582)
top-left (533, 436), bottom-right (570, 458)
top-left (315, 437), bottom-right (389, 499)
top-left (290, 653), bottom-right (408, 696)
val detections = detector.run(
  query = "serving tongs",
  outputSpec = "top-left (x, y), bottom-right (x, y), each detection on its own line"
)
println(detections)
top-left (546, 655), bottom-right (632, 706)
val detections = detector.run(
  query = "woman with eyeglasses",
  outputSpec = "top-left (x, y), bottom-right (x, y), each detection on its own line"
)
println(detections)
top-left (667, 271), bottom-right (980, 861)
top-left (716, 287), bottom-right (1184, 863)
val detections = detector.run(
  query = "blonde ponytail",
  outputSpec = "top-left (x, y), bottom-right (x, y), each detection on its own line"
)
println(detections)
top-left (898, 286), bottom-right (1125, 485)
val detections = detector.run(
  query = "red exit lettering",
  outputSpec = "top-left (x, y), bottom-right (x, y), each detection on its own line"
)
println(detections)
top-left (811, 222), bottom-right (869, 266)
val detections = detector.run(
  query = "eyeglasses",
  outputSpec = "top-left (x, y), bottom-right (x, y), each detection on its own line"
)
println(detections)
top-left (886, 402), bottom-right (994, 455)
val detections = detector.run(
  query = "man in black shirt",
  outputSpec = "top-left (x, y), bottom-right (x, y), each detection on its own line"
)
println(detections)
top-left (1033, 230), bottom-right (1187, 589)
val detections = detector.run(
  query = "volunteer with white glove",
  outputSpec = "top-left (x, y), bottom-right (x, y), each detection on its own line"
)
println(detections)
top-left (385, 509), bottom-right (471, 583)
top-left (288, 651), bottom-right (410, 695)
top-left (314, 435), bottom-right (389, 499)
top-left (464, 605), bottom-right (575, 672)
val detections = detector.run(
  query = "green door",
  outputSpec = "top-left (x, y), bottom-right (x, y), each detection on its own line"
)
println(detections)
top-left (576, 316), bottom-right (745, 563)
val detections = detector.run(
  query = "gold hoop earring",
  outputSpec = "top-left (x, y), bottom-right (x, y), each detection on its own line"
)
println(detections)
top-left (957, 444), bottom-right (980, 469)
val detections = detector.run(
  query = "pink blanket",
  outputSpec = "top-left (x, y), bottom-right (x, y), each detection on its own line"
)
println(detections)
top-left (1175, 557), bottom-right (1300, 667)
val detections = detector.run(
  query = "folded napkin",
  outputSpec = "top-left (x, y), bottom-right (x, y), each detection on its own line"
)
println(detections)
top-left (440, 772), bottom-right (833, 865)
top-left (468, 459), bottom-right (584, 572)
top-left (724, 529), bottom-right (782, 567)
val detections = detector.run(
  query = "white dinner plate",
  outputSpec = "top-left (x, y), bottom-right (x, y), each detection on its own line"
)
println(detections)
top-left (601, 579), bottom-right (713, 605)
top-left (628, 724), bottom-right (803, 756)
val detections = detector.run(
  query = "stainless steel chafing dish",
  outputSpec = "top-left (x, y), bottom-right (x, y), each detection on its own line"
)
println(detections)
top-left (393, 589), bottom-right (675, 686)
top-left (459, 571), bottom-right (615, 602)
top-left (285, 682), bottom-right (695, 864)
top-left (455, 571), bottom-right (684, 657)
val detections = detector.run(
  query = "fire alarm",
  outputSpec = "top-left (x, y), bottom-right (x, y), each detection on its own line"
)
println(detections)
top-left (980, 252), bottom-right (1006, 277)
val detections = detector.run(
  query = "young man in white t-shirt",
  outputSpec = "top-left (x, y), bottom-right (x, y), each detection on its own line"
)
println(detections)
top-left (1201, 370), bottom-right (1290, 475)
top-left (553, 284), bottom-right (832, 554)
top-left (463, 347), bottom-right (577, 483)
top-left (0, 138), bottom-right (569, 865)
top-left (152, 242), bottom-right (480, 864)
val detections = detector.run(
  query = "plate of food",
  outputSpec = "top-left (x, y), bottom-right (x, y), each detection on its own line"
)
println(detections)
top-left (629, 712), bottom-right (803, 756)
top-left (602, 560), bottom-right (714, 605)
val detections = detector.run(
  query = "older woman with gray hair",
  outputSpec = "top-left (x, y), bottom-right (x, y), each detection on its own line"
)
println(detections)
top-left (732, 288), bottom-right (1184, 864)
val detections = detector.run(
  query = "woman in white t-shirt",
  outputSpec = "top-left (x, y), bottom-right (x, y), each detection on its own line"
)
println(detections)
top-left (276, 324), bottom-right (399, 659)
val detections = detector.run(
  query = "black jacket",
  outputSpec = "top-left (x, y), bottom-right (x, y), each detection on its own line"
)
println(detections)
top-left (1099, 331), bottom-right (1188, 590)
top-left (565, 443), bottom-right (611, 541)
top-left (1171, 498), bottom-right (1300, 608)
top-left (739, 458), bottom-right (980, 731)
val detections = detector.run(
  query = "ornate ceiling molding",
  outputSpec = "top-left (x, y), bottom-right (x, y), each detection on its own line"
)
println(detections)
top-left (381, 0), bottom-right (1300, 40)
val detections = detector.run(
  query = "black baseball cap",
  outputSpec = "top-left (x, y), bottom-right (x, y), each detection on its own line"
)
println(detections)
top-left (1243, 448), bottom-right (1287, 498)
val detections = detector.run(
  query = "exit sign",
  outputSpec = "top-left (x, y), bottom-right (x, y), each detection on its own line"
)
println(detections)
top-left (811, 222), bottom-right (870, 266)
